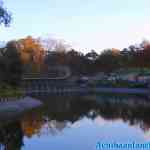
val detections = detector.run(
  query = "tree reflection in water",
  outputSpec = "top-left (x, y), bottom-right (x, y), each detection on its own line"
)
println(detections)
top-left (21, 95), bottom-right (150, 137)
top-left (0, 95), bottom-right (150, 149)
top-left (0, 121), bottom-right (23, 150)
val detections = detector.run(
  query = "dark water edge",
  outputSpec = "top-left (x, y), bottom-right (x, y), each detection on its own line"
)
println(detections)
top-left (22, 87), bottom-right (150, 96)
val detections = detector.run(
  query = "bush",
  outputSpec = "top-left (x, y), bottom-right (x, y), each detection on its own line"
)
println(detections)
top-left (0, 84), bottom-right (22, 98)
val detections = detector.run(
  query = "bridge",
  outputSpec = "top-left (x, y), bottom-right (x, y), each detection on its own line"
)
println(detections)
top-left (20, 66), bottom-right (92, 95)
top-left (21, 74), bottom-right (90, 95)
top-left (21, 66), bottom-right (74, 92)
top-left (22, 66), bottom-right (71, 80)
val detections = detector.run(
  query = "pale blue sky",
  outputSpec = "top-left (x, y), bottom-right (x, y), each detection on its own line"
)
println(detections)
top-left (1, 0), bottom-right (150, 52)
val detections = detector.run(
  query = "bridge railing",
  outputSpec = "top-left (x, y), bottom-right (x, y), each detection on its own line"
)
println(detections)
top-left (22, 66), bottom-right (71, 80)
top-left (22, 72), bottom-right (71, 80)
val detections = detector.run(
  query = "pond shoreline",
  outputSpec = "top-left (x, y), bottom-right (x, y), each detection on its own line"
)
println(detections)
top-left (94, 87), bottom-right (149, 94)
top-left (22, 87), bottom-right (150, 95)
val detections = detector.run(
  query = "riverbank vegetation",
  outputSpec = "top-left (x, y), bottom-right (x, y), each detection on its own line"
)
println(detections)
top-left (1, 37), bottom-right (150, 89)
top-left (2, 37), bottom-right (150, 75)
top-left (0, 85), bottom-right (22, 98)
top-left (1, 0), bottom-right (150, 90)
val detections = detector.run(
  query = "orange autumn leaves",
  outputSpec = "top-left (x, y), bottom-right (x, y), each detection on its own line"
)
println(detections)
top-left (17, 36), bottom-right (45, 72)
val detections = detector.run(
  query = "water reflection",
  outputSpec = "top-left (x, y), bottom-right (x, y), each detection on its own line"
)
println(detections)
top-left (0, 121), bottom-right (23, 150)
top-left (0, 95), bottom-right (150, 149)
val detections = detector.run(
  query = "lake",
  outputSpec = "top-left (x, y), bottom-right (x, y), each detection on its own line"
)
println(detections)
top-left (0, 95), bottom-right (150, 150)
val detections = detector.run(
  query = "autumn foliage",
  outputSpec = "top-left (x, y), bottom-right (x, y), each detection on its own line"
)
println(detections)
top-left (1, 36), bottom-right (150, 86)
top-left (12, 38), bottom-right (150, 75)
top-left (16, 36), bottom-right (45, 72)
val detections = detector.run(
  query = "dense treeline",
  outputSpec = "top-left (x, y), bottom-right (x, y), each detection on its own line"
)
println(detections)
top-left (44, 40), bottom-right (150, 75)
top-left (1, 36), bottom-right (150, 86)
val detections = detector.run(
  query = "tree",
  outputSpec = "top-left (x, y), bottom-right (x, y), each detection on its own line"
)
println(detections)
top-left (85, 50), bottom-right (98, 61)
top-left (41, 38), bottom-right (69, 52)
top-left (0, 1), bottom-right (11, 26)
top-left (4, 41), bottom-right (22, 85)
top-left (120, 48), bottom-right (136, 68)
top-left (95, 49), bottom-right (121, 73)
top-left (0, 41), bottom-right (22, 86)
top-left (136, 44), bottom-right (150, 68)
top-left (16, 36), bottom-right (45, 72)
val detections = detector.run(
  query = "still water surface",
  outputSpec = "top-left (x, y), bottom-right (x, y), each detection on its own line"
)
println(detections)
top-left (1, 95), bottom-right (150, 150)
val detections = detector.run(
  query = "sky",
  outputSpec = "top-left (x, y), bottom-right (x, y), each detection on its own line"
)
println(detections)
top-left (1, 0), bottom-right (150, 52)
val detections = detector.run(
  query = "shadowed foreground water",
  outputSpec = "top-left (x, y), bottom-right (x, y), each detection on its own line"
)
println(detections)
top-left (0, 95), bottom-right (150, 150)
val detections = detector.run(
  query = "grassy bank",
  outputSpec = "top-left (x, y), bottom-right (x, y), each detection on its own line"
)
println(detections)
top-left (0, 85), bottom-right (23, 98)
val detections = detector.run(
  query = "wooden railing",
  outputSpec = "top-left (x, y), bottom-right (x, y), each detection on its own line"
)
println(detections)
top-left (22, 67), bottom-right (71, 80)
